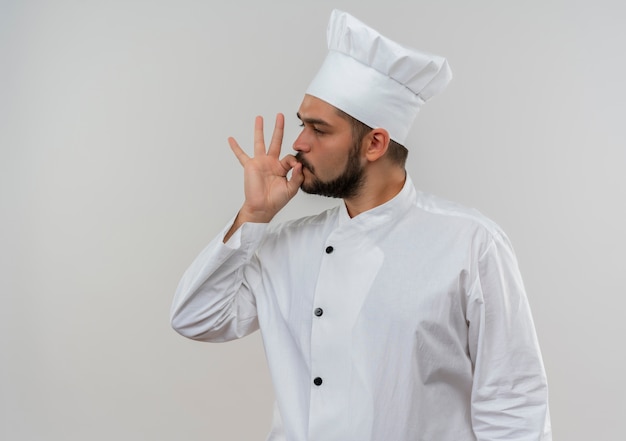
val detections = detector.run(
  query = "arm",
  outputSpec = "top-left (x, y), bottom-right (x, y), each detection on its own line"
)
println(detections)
top-left (467, 232), bottom-right (552, 440)
top-left (170, 220), bottom-right (268, 342)
top-left (170, 114), bottom-right (303, 341)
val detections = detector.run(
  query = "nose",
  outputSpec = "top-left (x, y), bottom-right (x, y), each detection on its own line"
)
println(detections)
top-left (293, 130), bottom-right (311, 153)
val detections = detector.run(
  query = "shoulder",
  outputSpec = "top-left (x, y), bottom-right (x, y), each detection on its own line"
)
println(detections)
top-left (259, 205), bottom-right (342, 250)
top-left (411, 191), bottom-right (512, 251)
top-left (415, 192), bottom-right (500, 231)
top-left (270, 205), bottom-right (340, 232)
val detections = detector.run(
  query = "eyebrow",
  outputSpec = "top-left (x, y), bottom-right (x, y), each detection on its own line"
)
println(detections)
top-left (296, 112), bottom-right (331, 127)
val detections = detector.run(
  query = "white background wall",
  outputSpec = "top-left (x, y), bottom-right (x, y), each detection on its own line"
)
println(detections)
top-left (1, 0), bottom-right (624, 439)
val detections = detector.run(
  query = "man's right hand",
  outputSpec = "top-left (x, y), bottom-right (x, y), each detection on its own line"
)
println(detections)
top-left (224, 113), bottom-right (304, 242)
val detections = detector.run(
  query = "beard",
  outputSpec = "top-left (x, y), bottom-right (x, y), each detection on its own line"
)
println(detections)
top-left (295, 142), bottom-right (365, 199)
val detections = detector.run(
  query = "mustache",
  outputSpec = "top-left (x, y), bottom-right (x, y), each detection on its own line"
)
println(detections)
top-left (295, 152), bottom-right (315, 173)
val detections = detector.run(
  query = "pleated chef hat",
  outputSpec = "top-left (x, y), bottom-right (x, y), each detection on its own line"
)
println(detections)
top-left (306, 10), bottom-right (452, 144)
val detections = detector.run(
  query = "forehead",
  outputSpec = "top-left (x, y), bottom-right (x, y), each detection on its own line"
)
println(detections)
top-left (297, 94), bottom-right (345, 122)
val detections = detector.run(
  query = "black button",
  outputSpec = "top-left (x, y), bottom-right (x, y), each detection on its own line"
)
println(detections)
top-left (313, 377), bottom-right (323, 386)
top-left (325, 246), bottom-right (334, 254)
top-left (314, 307), bottom-right (323, 317)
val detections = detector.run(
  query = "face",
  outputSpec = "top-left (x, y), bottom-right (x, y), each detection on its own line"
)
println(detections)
top-left (294, 95), bottom-right (366, 199)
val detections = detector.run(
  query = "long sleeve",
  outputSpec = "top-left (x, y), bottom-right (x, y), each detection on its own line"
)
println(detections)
top-left (170, 220), bottom-right (269, 342)
top-left (467, 231), bottom-right (552, 440)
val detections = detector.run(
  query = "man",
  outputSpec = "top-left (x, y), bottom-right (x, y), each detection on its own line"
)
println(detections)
top-left (171, 9), bottom-right (551, 441)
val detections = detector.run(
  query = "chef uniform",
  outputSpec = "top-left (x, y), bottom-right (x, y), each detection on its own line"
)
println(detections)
top-left (171, 9), bottom-right (552, 441)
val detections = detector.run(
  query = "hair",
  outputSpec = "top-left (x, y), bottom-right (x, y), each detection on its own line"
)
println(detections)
top-left (335, 109), bottom-right (409, 167)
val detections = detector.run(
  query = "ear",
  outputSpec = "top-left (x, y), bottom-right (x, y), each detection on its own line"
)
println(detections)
top-left (363, 128), bottom-right (390, 163)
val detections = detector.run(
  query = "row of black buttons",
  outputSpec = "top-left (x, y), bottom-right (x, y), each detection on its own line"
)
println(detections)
top-left (313, 307), bottom-right (323, 386)
top-left (313, 245), bottom-right (333, 387)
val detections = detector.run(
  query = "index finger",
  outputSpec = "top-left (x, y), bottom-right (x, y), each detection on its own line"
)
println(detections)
top-left (228, 136), bottom-right (250, 166)
top-left (267, 113), bottom-right (285, 158)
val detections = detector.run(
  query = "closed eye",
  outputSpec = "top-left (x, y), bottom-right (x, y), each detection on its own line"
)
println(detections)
top-left (297, 112), bottom-right (330, 135)
top-left (299, 123), bottom-right (325, 135)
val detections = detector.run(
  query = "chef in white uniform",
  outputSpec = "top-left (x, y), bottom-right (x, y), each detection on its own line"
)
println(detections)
top-left (171, 9), bottom-right (552, 441)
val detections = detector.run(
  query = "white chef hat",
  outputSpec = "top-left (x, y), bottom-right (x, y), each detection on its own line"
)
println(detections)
top-left (306, 9), bottom-right (452, 144)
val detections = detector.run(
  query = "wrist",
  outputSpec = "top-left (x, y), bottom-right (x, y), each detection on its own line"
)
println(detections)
top-left (223, 207), bottom-right (272, 244)
top-left (238, 205), bottom-right (275, 225)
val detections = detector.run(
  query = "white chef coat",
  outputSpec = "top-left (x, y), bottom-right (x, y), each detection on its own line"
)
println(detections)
top-left (171, 175), bottom-right (551, 441)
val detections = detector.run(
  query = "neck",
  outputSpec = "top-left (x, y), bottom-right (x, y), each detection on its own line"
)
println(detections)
top-left (343, 166), bottom-right (406, 218)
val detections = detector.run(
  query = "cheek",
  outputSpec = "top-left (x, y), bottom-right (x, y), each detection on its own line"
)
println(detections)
top-left (321, 153), bottom-right (349, 176)
top-left (311, 136), bottom-right (354, 176)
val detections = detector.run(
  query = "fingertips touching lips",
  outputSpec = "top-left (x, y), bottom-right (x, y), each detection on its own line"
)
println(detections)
top-left (295, 153), bottom-right (314, 173)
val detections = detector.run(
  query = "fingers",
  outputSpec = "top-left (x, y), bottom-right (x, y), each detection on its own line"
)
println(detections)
top-left (267, 113), bottom-right (284, 157)
top-left (287, 161), bottom-right (304, 195)
top-left (253, 115), bottom-right (266, 157)
top-left (228, 136), bottom-right (249, 166)
top-left (281, 154), bottom-right (299, 169)
top-left (281, 154), bottom-right (304, 191)
top-left (232, 113), bottom-right (285, 164)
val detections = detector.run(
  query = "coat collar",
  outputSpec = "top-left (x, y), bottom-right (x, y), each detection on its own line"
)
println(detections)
top-left (336, 173), bottom-right (416, 232)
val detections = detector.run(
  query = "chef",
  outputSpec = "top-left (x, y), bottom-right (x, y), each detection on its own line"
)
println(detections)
top-left (171, 9), bottom-right (552, 441)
